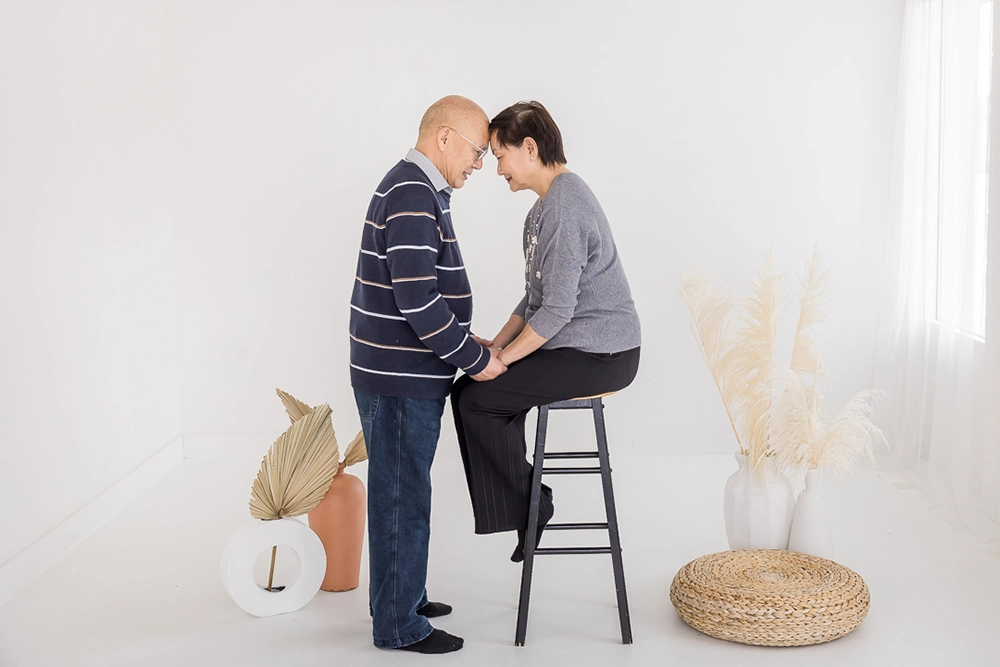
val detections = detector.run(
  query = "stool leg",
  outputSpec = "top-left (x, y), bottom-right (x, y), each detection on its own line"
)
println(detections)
top-left (593, 398), bottom-right (633, 644)
top-left (515, 404), bottom-right (549, 646)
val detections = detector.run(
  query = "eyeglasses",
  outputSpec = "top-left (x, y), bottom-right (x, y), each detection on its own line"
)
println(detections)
top-left (443, 126), bottom-right (489, 162)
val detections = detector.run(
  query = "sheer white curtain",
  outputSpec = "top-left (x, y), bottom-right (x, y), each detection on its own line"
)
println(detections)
top-left (874, 0), bottom-right (1000, 540)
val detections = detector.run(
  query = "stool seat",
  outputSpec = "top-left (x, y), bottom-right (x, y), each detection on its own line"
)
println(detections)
top-left (516, 394), bottom-right (631, 646)
top-left (570, 391), bottom-right (617, 401)
top-left (546, 392), bottom-right (616, 410)
top-left (670, 549), bottom-right (870, 647)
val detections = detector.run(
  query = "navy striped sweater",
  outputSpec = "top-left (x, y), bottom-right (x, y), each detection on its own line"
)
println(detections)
top-left (349, 159), bottom-right (489, 398)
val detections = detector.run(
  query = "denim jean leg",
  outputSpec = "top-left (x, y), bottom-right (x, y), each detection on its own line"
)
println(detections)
top-left (355, 389), bottom-right (445, 649)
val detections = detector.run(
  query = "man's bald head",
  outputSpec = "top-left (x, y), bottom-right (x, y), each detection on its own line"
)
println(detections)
top-left (418, 95), bottom-right (488, 140)
top-left (414, 95), bottom-right (489, 189)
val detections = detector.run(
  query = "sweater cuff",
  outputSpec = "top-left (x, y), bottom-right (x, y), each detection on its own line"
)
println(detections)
top-left (513, 294), bottom-right (528, 319)
top-left (527, 308), bottom-right (569, 341)
top-left (463, 344), bottom-right (490, 376)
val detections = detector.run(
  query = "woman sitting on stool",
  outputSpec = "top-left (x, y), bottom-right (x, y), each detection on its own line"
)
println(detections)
top-left (451, 100), bottom-right (641, 562)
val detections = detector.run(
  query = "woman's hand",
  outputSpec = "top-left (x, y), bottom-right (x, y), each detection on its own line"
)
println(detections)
top-left (472, 335), bottom-right (494, 348)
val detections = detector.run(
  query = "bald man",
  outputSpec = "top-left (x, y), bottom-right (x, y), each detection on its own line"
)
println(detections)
top-left (349, 96), bottom-right (505, 654)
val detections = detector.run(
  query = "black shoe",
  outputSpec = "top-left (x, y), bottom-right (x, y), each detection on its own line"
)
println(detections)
top-left (511, 485), bottom-right (554, 563)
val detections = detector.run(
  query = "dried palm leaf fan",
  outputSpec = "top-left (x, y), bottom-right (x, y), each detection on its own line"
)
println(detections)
top-left (276, 388), bottom-right (368, 468)
top-left (249, 403), bottom-right (341, 520)
top-left (248, 398), bottom-right (343, 593)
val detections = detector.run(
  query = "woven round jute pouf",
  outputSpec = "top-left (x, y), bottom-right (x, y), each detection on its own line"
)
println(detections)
top-left (669, 549), bottom-right (869, 647)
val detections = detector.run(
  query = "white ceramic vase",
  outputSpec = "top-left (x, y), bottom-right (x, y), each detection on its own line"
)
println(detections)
top-left (724, 452), bottom-right (795, 550)
top-left (788, 468), bottom-right (834, 560)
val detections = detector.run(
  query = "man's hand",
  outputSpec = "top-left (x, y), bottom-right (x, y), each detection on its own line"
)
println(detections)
top-left (471, 352), bottom-right (506, 381)
top-left (472, 335), bottom-right (494, 348)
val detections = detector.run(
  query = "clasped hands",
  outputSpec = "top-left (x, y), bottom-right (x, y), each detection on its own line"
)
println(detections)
top-left (470, 335), bottom-right (506, 381)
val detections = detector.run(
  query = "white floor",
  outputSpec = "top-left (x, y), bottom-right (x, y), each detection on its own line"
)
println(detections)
top-left (1, 453), bottom-right (999, 667)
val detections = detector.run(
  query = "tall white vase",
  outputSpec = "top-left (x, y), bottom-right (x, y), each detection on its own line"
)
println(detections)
top-left (788, 468), bottom-right (834, 560)
top-left (723, 452), bottom-right (795, 550)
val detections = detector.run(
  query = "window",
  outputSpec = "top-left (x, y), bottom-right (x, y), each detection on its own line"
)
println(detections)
top-left (934, 0), bottom-right (992, 339)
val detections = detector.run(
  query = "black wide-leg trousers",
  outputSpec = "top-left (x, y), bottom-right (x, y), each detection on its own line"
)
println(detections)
top-left (451, 346), bottom-right (640, 535)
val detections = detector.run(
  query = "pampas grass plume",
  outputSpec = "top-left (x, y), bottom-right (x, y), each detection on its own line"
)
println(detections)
top-left (769, 251), bottom-right (888, 477)
top-left (680, 249), bottom-right (887, 479)
top-left (677, 251), bottom-right (783, 472)
top-left (677, 273), bottom-right (743, 452)
top-left (731, 251), bottom-right (784, 471)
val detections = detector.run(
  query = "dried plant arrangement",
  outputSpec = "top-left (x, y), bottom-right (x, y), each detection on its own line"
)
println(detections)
top-left (769, 253), bottom-right (887, 477)
top-left (238, 390), bottom-right (370, 599)
top-left (678, 251), bottom-right (783, 471)
top-left (249, 403), bottom-right (342, 520)
top-left (276, 388), bottom-right (367, 469)
top-left (679, 250), bottom-right (885, 478)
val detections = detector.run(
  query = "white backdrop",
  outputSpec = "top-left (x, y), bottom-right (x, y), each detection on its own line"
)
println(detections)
top-left (0, 2), bottom-right (181, 571)
top-left (0, 0), bottom-right (905, 584)
top-left (167, 0), bottom-right (905, 456)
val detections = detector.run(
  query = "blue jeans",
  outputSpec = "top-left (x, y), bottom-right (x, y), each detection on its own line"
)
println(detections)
top-left (354, 389), bottom-right (446, 649)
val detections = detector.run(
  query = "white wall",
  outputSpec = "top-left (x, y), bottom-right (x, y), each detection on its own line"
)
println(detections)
top-left (167, 0), bottom-right (905, 457)
top-left (0, 0), bottom-right (904, 604)
top-left (0, 0), bottom-right (182, 577)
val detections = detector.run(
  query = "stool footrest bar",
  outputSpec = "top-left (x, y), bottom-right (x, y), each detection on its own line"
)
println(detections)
top-left (541, 467), bottom-right (603, 475)
top-left (543, 452), bottom-right (599, 459)
top-left (533, 547), bottom-right (613, 555)
top-left (546, 522), bottom-right (609, 531)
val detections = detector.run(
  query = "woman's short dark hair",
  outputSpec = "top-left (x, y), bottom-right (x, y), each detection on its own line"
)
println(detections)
top-left (489, 101), bottom-right (567, 167)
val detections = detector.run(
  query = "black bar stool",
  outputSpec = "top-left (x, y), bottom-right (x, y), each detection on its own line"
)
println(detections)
top-left (515, 392), bottom-right (632, 646)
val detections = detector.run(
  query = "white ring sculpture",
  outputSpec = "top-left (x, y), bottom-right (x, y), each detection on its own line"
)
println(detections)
top-left (220, 518), bottom-right (326, 617)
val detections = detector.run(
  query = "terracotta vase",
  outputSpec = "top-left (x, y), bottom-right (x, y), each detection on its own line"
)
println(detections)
top-left (307, 463), bottom-right (366, 592)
